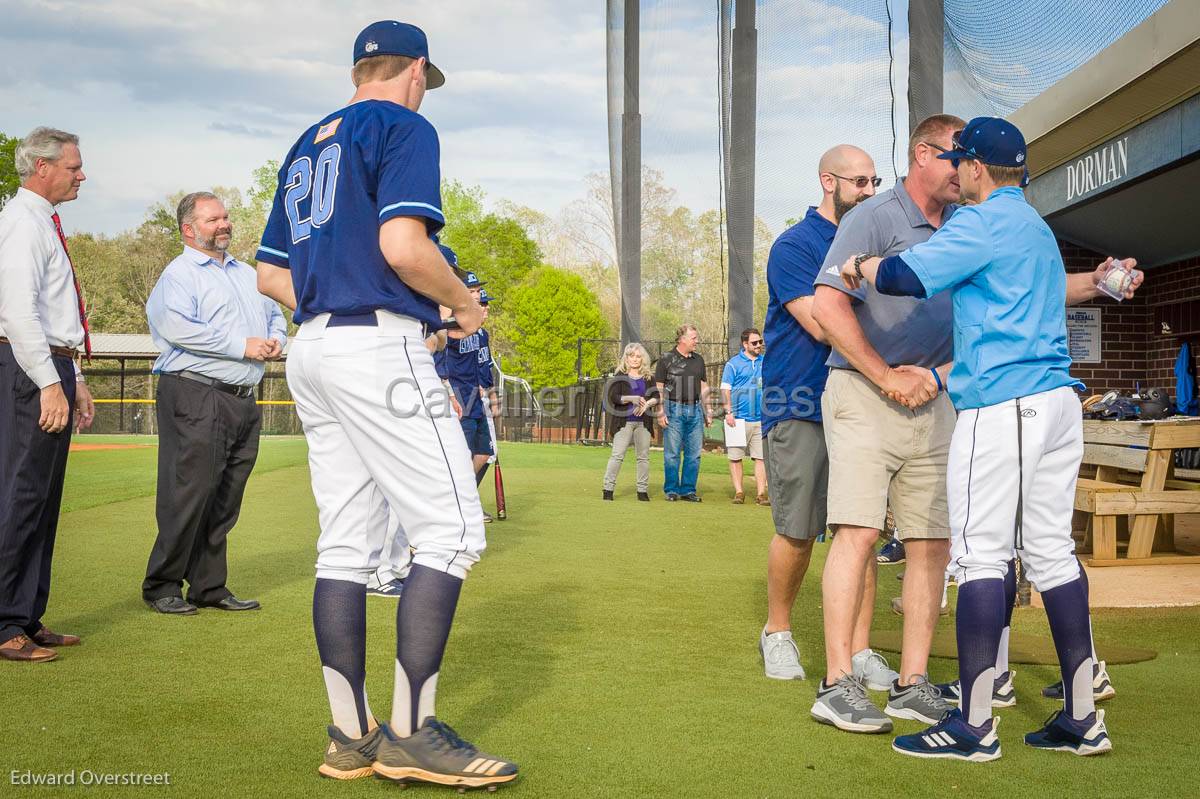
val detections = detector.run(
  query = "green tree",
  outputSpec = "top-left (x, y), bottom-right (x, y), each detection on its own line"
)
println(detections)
top-left (438, 180), bottom-right (542, 302)
top-left (0, 132), bottom-right (20, 208)
top-left (492, 266), bottom-right (604, 388)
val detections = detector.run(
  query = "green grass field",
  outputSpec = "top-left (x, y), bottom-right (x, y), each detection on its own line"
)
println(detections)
top-left (8, 438), bottom-right (1199, 797)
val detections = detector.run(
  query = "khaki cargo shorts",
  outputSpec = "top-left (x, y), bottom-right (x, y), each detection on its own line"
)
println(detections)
top-left (726, 420), bottom-right (763, 461)
top-left (821, 369), bottom-right (953, 540)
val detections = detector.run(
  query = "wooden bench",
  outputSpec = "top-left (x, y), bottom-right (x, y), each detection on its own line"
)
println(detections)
top-left (1074, 419), bottom-right (1200, 566)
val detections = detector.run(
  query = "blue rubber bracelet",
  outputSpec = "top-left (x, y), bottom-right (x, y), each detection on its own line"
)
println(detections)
top-left (931, 368), bottom-right (944, 392)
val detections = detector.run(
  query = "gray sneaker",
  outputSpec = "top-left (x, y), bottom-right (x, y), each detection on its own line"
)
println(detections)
top-left (886, 675), bottom-right (955, 725)
top-left (760, 628), bottom-right (806, 680)
top-left (811, 674), bottom-right (893, 733)
top-left (318, 724), bottom-right (385, 780)
top-left (852, 648), bottom-right (899, 691)
top-left (372, 718), bottom-right (518, 789)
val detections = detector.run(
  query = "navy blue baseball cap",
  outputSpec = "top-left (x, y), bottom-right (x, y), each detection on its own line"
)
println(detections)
top-left (354, 21), bottom-right (445, 89)
top-left (479, 289), bottom-right (492, 305)
top-left (463, 271), bottom-right (486, 289)
top-left (938, 116), bottom-right (1029, 186)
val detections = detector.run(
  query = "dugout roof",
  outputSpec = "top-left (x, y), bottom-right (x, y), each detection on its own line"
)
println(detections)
top-left (1014, 0), bottom-right (1200, 267)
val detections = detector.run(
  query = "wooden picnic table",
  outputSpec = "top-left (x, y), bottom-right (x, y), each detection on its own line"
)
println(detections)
top-left (1075, 418), bottom-right (1200, 566)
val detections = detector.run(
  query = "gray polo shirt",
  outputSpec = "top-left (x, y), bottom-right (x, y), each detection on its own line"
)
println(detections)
top-left (814, 178), bottom-right (955, 370)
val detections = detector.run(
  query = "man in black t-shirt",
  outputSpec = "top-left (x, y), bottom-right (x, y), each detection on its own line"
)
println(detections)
top-left (654, 324), bottom-right (710, 501)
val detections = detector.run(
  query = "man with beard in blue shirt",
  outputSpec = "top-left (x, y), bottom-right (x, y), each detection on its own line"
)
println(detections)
top-left (758, 145), bottom-right (888, 686)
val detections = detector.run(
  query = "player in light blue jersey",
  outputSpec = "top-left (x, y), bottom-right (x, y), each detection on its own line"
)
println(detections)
top-left (841, 118), bottom-right (1133, 762)
top-left (255, 20), bottom-right (516, 789)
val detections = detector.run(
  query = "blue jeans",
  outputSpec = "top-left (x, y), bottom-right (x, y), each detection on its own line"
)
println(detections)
top-left (663, 400), bottom-right (704, 496)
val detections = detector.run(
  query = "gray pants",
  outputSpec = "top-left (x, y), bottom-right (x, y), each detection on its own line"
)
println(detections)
top-left (604, 422), bottom-right (651, 492)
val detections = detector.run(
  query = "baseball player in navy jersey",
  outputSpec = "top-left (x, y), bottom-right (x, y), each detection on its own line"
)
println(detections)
top-left (841, 117), bottom-right (1121, 762)
top-left (475, 290), bottom-right (499, 477)
top-left (254, 20), bottom-right (516, 787)
top-left (435, 269), bottom-right (495, 495)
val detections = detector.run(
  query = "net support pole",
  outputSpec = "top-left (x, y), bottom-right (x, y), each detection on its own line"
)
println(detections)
top-left (617, 0), bottom-right (642, 345)
top-left (726, 0), bottom-right (757, 354)
top-left (908, 0), bottom-right (944, 133)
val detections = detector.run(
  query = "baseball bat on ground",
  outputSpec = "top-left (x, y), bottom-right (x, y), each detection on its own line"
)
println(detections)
top-left (494, 457), bottom-right (507, 520)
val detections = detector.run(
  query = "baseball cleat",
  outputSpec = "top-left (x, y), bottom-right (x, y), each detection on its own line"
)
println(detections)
top-left (885, 675), bottom-right (955, 725)
top-left (1024, 709), bottom-right (1112, 756)
top-left (366, 578), bottom-right (405, 599)
top-left (318, 723), bottom-right (385, 780)
top-left (811, 675), bottom-right (892, 733)
top-left (935, 670), bottom-right (1017, 708)
top-left (892, 708), bottom-right (1001, 762)
top-left (760, 627), bottom-right (806, 680)
top-left (372, 719), bottom-right (518, 789)
top-left (1042, 660), bottom-right (1115, 702)
top-left (852, 648), bottom-right (899, 691)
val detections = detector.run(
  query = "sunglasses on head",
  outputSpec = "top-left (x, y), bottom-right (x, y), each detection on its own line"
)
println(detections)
top-left (828, 173), bottom-right (882, 189)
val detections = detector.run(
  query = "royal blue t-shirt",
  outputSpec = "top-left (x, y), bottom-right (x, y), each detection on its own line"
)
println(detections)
top-left (437, 330), bottom-right (488, 418)
top-left (257, 100), bottom-right (444, 326)
top-left (762, 207), bottom-right (836, 433)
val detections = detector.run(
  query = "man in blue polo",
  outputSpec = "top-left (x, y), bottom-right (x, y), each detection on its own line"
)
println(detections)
top-left (842, 117), bottom-right (1125, 761)
top-left (757, 144), bottom-right (891, 686)
top-left (720, 327), bottom-right (766, 504)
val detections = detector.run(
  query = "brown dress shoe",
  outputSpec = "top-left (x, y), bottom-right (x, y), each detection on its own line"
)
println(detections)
top-left (0, 634), bottom-right (58, 662)
top-left (31, 626), bottom-right (81, 647)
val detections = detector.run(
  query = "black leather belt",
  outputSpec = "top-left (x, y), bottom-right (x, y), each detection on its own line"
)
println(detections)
top-left (175, 370), bottom-right (255, 398)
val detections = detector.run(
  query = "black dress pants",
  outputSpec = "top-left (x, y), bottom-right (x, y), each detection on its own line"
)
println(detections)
top-left (0, 344), bottom-right (76, 644)
top-left (142, 373), bottom-right (261, 604)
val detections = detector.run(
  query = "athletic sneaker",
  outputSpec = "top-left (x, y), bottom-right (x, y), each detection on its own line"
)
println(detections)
top-left (885, 675), bottom-right (955, 725)
top-left (936, 670), bottom-right (1017, 708)
top-left (1042, 660), bottom-right (1115, 702)
top-left (877, 537), bottom-right (906, 565)
top-left (372, 719), bottom-right (518, 788)
top-left (1024, 709), bottom-right (1112, 756)
top-left (319, 724), bottom-right (385, 780)
top-left (482, 511), bottom-right (494, 524)
top-left (760, 628), bottom-right (806, 680)
top-left (366, 579), bottom-right (405, 599)
top-left (852, 648), bottom-right (899, 691)
top-left (892, 708), bottom-right (1001, 762)
top-left (810, 675), bottom-right (892, 733)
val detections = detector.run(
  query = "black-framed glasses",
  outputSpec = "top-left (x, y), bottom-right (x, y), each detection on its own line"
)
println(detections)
top-left (923, 141), bottom-right (950, 154)
top-left (828, 173), bottom-right (882, 189)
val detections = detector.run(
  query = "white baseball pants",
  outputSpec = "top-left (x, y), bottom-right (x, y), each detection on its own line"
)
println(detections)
top-left (287, 311), bottom-right (486, 583)
top-left (948, 385), bottom-right (1083, 592)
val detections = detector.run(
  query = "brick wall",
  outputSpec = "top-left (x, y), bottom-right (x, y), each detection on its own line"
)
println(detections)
top-left (1061, 241), bottom-right (1200, 400)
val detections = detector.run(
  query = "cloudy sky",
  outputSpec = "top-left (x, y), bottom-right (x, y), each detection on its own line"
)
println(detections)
top-left (4, 0), bottom-right (910, 238)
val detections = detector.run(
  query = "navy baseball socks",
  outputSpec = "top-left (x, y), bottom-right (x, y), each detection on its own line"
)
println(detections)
top-left (895, 577), bottom-right (1004, 761)
top-left (935, 560), bottom-right (1018, 707)
top-left (1026, 575), bottom-right (1112, 756)
top-left (314, 569), bottom-right (519, 785)
top-left (1042, 563), bottom-right (1116, 702)
top-left (372, 565), bottom-right (518, 788)
top-left (313, 578), bottom-right (379, 779)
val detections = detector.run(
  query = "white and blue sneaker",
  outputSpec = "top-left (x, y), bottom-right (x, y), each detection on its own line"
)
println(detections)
top-left (892, 708), bottom-right (1002, 762)
top-left (366, 578), bottom-right (405, 599)
top-left (1042, 660), bottom-right (1115, 702)
top-left (1024, 709), bottom-right (1112, 756)
top-left (935, 670), bottom-right (1017, 708)
top-left (877, 537), bottom-right (906, 564)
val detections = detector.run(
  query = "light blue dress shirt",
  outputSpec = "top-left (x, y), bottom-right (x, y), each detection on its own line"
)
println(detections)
top-left (899, 186), bottom-right (1082, 410)
top-left (146, 246), bottom-right (287, 387)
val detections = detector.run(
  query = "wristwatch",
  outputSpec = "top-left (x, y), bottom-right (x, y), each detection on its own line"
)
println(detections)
top-left (853, 253), bottom-right (872, 279)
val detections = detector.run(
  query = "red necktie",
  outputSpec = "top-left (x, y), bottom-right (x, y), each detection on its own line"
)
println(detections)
top-left (51, 211), bottom-right (91, 359)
